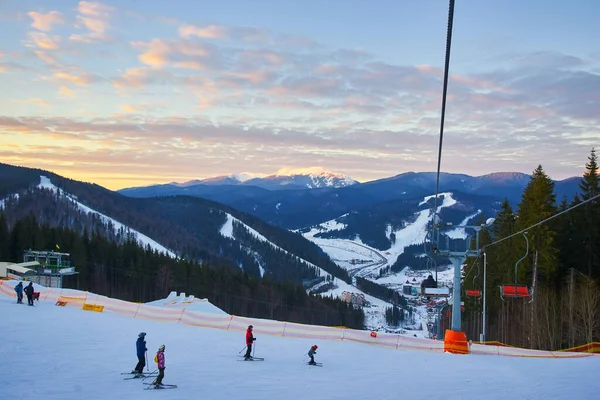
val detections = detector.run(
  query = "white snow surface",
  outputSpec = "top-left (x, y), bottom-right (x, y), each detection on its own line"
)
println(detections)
top-left (230, 172), bottom-right (267, 182)
top-left (219, 214), bottom-right (325, 277)
top-left (36, 176), bottom-right (176, 257)
top-left (1, 293), bottom-right (598, 400)
top-left (145, 291), bottom-right (228, 315)
top-left (0, 193), bottom-right (20, 209)
top-left (445, 209), bottom-right (483, 239)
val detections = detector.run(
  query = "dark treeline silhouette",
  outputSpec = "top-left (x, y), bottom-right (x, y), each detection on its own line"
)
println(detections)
top-left (0, 212), bottom-right (364, 329)
top-left (461, 149), bottom-right (600, 349)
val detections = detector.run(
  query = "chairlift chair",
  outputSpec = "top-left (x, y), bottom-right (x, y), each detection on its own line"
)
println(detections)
top-left (500, 233), bottom-right (531, 300)
top-left (466, 255), bottom-right (483, 299)
top-left (466, 289), bottom-right (482, 298)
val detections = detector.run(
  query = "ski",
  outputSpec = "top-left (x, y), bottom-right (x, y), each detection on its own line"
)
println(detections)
top-left (308, 362), bottom-right (323, 367)
top-left (143, 383), bottom-right (177, 390)
top-left (124, 373), bottom-right (157, 380)
top-left (121, 372), bottom-right (155, 375)
top-left (237, 357), bottom-right (264, 361)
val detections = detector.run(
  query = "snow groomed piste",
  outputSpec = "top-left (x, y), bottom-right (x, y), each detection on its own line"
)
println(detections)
top-left (2, 280), bottom-right (600, 400)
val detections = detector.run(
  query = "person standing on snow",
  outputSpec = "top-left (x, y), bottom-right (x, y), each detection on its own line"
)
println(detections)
top-left (308, 345), bottom-right (318, 365)
top-left (152, 345), bottom-right (166, 387)
top-left (132, 332), bottom-right (147, 374)
top-left (244, 325), bottom-right (256, 360)
top-left (14, 282), bottom-right (23, 304)
top-left (23, 282), bottom-right (34, 306)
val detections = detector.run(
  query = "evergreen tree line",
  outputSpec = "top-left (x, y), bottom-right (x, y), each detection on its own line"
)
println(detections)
top-left (356, 276), bottom-right (408, 309)
top-left (461, 149), bottom-right (600, 349)
top-left (0, 213), bottom-right (364, 329)
top-left (385, 306), bottom-right (404, 326)
top-left (390, 244), bottom-right (451, 273)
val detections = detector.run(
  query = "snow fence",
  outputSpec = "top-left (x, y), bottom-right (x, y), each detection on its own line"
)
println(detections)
top-left (0, 280), bottom-right (594, 358)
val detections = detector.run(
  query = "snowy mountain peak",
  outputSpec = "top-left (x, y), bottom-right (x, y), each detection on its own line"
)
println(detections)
top-left (265, 167), bottom-right (357, 189)
top-left (229, 172), bottom-right (268, 182)
top-left (166, 169), bottom-right (355, 189)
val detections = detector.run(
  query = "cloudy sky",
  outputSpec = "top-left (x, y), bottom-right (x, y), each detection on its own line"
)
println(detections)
top-left (1, 0), bottom-right (598, 190)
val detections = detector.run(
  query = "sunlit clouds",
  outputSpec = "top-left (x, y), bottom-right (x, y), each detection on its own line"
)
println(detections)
top-left (1, 1), bottom-right (599, 190)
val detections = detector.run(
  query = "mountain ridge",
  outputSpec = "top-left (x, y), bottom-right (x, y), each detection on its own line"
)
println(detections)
top-left (0, 163), bottom-right (350, 285)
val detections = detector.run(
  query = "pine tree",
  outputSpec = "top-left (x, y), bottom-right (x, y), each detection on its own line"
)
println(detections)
top-left (484, 200), bottom-right (519, 316)
top-left (580, 148), bottom-right (599, 201)
top-left (577, 148), bottom-right (600, 278)
top-left (554, 196), bottom-right (580, 282)
top-left (515, 165), bottom-right (558, 284)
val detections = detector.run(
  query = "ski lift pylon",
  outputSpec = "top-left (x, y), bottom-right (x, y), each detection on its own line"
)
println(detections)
top-left (500, 232), bottom-right (531, 300)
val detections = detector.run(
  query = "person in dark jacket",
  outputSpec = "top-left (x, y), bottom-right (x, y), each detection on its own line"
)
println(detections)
top-left (244, 325), bottom-right (256, 360)
top-left (132, 332), bottom-right (148, 374)
top-left (308, 345), bottom-right (318, 365)
top-left (23, 282), bottom-right (34, 306)
top-left (14, 282), bottom-right (24, 304)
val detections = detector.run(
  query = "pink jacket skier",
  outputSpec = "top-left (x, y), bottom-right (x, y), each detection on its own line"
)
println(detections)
top-left (153, 345), bottom-right (166, 386)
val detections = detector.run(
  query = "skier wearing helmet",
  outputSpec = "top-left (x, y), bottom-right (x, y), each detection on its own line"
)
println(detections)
top-left (152, 345), bottom-right (166, 387)
top-left (244, 325), bottom-right (256, 360)
top-left (132, 332), bottom-right (147, 374)
top-left (308, 345), bottom-right (318, 365)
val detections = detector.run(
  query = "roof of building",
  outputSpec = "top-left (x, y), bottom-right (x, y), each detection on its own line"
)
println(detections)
top-left (5, 261), bottom-right (40, 275)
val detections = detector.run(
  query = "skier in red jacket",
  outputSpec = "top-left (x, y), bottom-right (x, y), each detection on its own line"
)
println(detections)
top-left (244, 325), bottom-right (256, 360)
top-left (152, 345), bottom-right (166, 387)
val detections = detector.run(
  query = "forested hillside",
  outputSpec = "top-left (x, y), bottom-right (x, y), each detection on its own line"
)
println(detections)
top-left (461, 149), bottom-right (600, 349)
top-left (0, 213), bottom-right (364, 329)
top-left (0, 163), bottom-right (350, 284)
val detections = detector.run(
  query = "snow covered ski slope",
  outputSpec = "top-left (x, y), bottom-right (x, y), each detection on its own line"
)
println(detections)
top-left (1, 291), bottom-right (599, 400)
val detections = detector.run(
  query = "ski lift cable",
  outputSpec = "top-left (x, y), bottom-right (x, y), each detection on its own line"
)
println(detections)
top-left (482, 192), bottom-right (600, 251)
top-left (431, 0), bottom-right (456, 233)
top-left (461, 251), bottom-right (481, 282)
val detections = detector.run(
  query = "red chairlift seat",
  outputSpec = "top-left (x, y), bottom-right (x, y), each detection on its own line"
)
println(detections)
top-left (500, 284), bottom-right (530, 299)
top-left (466, 289), bottom-right (482, 298)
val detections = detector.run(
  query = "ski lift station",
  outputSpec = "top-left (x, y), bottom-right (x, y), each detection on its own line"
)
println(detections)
top-left (0, 249), bottom-right (78, 288)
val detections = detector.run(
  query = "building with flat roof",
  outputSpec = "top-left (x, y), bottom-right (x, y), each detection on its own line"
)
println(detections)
top-left (0, 250), bottom-right (78, 288)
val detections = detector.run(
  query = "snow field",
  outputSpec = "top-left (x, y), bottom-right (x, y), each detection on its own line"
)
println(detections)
top-left (1, 296), bottom-right (599, 400)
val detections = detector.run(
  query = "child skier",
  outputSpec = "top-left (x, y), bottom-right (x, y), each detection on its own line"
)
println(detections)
top-left (244, 325), bottom-right (256, 360)
top-left (308, 345), bottom-right (318, 365)
top-left (14, 282), bottom-right (23, 304)
top-left (152, 345), bottom-right (166, 388)
top-left (132, 332), bottom-right (147, 374)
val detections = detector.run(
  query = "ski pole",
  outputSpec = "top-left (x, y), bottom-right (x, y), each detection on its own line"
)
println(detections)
top-left (252, 342), bottom-right (256, 358)
top-left (142, 369), bottom-right (158, 381)
top-left (239, 345), bottom-right (247, 354)
top-left (145, 351), bottom-right (149, 372)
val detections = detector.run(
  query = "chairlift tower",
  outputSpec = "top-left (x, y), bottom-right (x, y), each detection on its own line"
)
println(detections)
top-left (430, 218), bottom-right (494, 331)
